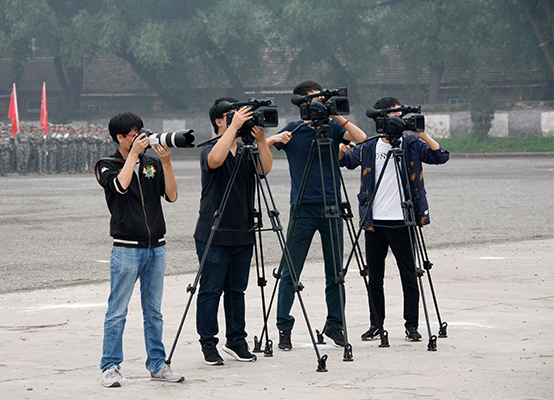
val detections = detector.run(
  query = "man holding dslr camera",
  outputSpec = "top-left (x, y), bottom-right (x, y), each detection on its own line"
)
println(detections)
top-left (95, 112), bottom-right (183, 387)
top-left (267, 80), bottom-right (367, 350)
top-left (339, 97), bottom-right (449, 342)
top-left (194, 97), bottom-right (273, 365)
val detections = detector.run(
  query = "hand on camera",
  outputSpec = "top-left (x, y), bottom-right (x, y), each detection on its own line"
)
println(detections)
top-left (130, 133), bottom-right (149, 157)
top-left (229, 107), bottom-right (253, 130)
top-left (153, 143), bottom-right (172, 164)
top-left (251, 126), bottom-right (266, 142)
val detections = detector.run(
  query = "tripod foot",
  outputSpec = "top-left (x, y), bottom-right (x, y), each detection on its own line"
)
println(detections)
top-left (317, 355), bottom-right (328, 372)
top-left (264, 339), bottom-right (274, 357)
top-left (253, 336), bottom-right (263, 353)
top-left (438, 322), bottom-right (448, 338)
top-left (378, 330), bottom-right (390, 348)
top-left (343, 344), bottom-right (353, 362)
top-left (427, 335), bottom-right (438, 351)
top-left (315, 329), bottom-right (326, 345)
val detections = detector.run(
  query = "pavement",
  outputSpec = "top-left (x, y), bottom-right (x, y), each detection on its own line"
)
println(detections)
top-left (1, 238), bottom-right (552, 400)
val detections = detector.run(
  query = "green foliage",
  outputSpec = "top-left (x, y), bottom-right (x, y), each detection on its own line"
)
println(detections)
top-left (440, 135), bottom-right (554, 153)
top-left (470, 74), bottom-right (494, 141)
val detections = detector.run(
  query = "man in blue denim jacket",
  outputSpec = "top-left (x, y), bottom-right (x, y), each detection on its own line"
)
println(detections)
top-left (339, 97), bottom-right (449, 342)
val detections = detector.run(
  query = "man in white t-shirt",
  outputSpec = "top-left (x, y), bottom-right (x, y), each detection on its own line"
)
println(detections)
top-left (339, 97), bottom-right (450, 342)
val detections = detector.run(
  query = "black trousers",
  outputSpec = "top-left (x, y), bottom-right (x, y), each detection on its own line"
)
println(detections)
top-left (365, 220), bottom-right (419, 329)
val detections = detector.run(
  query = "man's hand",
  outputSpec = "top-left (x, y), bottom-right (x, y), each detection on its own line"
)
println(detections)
top-left (413, 130), bottom-right (440, 150)
top-left (152, 143), bottom-right (172, 165)
top-left (339, 142), bottom-right (354, 160)
top-left (251, 126), bottom-right (266, 142)
top-left (129, 133), bottom-right (149, 159)
top-left (229, 107), bottom-right (253, 131)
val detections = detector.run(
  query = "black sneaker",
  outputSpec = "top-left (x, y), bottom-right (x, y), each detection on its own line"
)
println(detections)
top-left (324, 328), bottom-right (346, 347)
top-left (222, 342), bottom-right (257, 362)
top-left (278, 330), bottom-right (292, 351)
top-left (361, 326), bottom-right (381, 341)
top-left (201, 343), bottom-right (224, 365)
top-left (405, 327), bottom-right (422, 342)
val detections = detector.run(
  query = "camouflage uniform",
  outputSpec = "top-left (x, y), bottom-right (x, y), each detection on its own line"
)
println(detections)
top-left (0, 134), bottom-right (13, 176)
top-left (75, 128), bottom-right (87, 173)
top-left (15, 128), bottom-right (31, 175)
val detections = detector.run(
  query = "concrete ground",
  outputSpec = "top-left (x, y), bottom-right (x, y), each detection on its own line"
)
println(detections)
top-left (0, 155), bottom-right (553, 399)
top-left (1, 238), bottom-right (552, 400)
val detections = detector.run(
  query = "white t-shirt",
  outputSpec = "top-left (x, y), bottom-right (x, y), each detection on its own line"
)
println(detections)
top-left (372, 138), bottom-right (404, 220)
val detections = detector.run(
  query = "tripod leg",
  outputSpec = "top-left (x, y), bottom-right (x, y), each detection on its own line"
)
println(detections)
top-left (416, 226), bottom-right (448, 338)
top-left (249, 147), bottom-right (329, 371)
top-left (342, 206), bottom-right (390, 348)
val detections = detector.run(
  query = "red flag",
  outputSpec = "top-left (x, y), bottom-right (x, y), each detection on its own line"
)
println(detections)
top-left (8, 83), bottom-right (19, 138)
top-left (40, 82), bottom-right (48, 135)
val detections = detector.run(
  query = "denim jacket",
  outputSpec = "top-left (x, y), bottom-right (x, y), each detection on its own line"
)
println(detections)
top-left (340, 135), bottom-right (449, 230)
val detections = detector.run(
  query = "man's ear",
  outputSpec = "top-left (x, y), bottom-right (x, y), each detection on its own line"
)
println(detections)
top-left (215, 117), bottom-right (225, 128)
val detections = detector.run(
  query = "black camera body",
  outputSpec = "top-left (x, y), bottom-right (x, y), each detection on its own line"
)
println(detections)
top-left (292, 88), bottom-right (350, 121)
top-left (141, 129), bottom-right (195, 148)
top-left (366, 105), bottom-right (425, 137)
top-left (217, 97), bottom-right (279, 143)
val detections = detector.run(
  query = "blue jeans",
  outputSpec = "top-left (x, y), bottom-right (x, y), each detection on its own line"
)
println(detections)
top-left (277, 204), bottom-right (345, 332)
top-left (100, 245), bottom-right (167, 373)
top-left (195, 240), bottom-right (253, 346)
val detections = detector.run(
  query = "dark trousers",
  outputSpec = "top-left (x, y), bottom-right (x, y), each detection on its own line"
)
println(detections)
top-left (276, 204), bottom-right (345, 332)
top-left (195, 240), bottom-right (253, 346)
top-left (365, 221), bottom-right (419, 329)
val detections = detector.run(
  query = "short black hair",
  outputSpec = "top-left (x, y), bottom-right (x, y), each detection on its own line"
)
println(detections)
top-left (293, 80), bottom-right (323, 96)
top-left (209, 97), bottom-right (239, 134)
top-left (373, 97), bottom-right (401, 110)
top-left (108, 112), bottom-right (143, 144)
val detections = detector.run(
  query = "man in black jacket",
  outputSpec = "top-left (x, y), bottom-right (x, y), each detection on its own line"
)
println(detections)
top-left (95, 112), bottom-right (183, 387)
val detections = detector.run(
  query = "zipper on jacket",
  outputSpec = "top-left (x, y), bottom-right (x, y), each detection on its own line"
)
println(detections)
top-left (135, 165), bottom-right (152, 247)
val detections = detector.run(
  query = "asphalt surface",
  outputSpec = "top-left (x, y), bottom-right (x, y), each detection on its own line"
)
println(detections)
top-left (0, 154), bottom-right (553, 294)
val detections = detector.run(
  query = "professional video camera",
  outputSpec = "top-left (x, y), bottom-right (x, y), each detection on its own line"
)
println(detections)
top-left (366, 105), bottom-right (425, 139)
top-left (140, 128), bottom-right (195, 148)
top-left (216, 97), bottom-right (279, 143)
top-left (291, 88), bottom-right (350, 121)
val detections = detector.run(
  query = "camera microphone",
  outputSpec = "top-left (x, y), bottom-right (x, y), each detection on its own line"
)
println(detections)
top-left (291, 94), bottom-right (310, 107)
top-left (366, 108), bottom-right (386, 119)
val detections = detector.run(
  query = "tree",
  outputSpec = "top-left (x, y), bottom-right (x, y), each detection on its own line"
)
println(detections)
top-left (97, 0), bottom-right (270, 109)
top-left (0, 0), bottom-right (101, 113)
top-left (470, 74), bottom-right (494, 141)
top-left (518, 0), bottom-right (553, 71)
top-left (268, 0), bottom-right (385, 104)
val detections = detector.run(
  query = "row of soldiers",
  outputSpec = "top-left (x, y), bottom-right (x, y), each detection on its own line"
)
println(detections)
top-left (0, 123), bottom-right (117, 176)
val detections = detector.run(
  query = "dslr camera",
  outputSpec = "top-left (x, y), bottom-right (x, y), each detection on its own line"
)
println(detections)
top-left (291, 87), bottom-right (350, 121)
top-left (216, 97), bottom-right (279, 143)
top-left (366, 105), bottom-right (425, 140)
top-left (140, 128), bottom-right (195, 148)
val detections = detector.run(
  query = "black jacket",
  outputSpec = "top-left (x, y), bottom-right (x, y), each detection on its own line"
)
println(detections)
top-left (95, 150), bottom-right (172, 247)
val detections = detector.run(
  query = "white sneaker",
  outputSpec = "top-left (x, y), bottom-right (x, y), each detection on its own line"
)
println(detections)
top-left (102, 365), bottom-right (122, 388)
top-left (150, 364), bottom-right (184, 383)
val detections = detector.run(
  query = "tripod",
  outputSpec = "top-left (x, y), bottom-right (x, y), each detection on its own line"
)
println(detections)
top-left (342, 133), bottom-right (448, 351)
top-left (165, 135), bottom-right (329, 372)
top-left (253, 118), bottom-right (389, 363)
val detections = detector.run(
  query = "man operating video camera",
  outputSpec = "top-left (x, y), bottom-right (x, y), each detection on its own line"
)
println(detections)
top-left (194, 97), bottom-right (273, 366)
top-left (339, 97), bottom-right (449, 343)
top-left (267, 80), bottom-right (367, 351)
